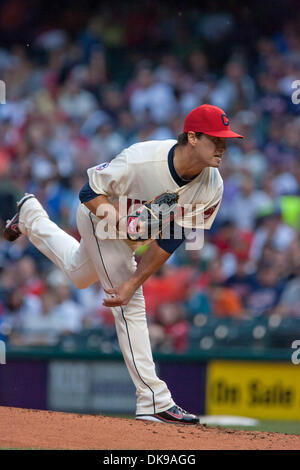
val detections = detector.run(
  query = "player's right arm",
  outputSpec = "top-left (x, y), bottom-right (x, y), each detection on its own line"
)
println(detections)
top-left (103, 239), bottom-right (172, 307)
top-left (83, 194), bottom-right (111, 216)
top-left (80, 187), bottom-right (123, 238)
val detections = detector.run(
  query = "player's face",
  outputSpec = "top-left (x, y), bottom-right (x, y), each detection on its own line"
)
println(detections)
top-left (192, 133), bottom-right (227, 168)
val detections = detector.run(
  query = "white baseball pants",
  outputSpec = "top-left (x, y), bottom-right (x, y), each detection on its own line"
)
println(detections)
top-left (19, 198), bottom-right (174, 415)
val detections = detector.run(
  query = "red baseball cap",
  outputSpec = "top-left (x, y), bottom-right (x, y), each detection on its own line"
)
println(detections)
top-left (183, 104), bottom-right (244, 138)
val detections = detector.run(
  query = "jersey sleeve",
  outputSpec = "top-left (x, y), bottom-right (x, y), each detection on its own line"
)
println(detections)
top-left (87, 152), bottom-right (130, 197)
top-left (203, 195), bottom-right (222, 229)
top-left (156, 221), bottom-right (192, 254)
top-left (79, 182), bottom-right (100, 202)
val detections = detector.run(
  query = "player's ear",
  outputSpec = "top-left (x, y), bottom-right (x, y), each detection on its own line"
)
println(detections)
top-left (187, 131), bottom-right (198, 146)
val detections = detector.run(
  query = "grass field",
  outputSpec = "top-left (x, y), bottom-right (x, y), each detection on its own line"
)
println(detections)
top-left (208, 420), bottom-right (300, 435)
top-left (107, 414), bottom-right (300, 436)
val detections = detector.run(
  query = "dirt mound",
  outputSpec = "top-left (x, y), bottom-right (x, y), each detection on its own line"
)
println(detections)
top-left (0, 406), bottom-right (299, 450)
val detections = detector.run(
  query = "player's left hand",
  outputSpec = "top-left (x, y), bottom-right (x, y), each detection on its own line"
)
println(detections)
top-left (126, 191), bottom-right (179, 241)
top-left (103, 281), bottom-right (137, 307)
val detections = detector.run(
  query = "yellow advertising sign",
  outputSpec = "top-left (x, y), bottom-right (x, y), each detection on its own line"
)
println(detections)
top-left (206, 361), bottom-right (300, 420)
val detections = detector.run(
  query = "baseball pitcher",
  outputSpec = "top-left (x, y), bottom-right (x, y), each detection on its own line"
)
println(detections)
top-left (4, 104), bottom-right (243, 424)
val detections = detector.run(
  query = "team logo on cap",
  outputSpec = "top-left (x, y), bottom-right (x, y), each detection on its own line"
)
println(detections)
top-left (221, 113), bottom-right (229, 126)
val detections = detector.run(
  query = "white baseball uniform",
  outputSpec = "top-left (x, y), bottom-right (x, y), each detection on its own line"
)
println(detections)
top-left (18, 139), bottom-right (223, 415)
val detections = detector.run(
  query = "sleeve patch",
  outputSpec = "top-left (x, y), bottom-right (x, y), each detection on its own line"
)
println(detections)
top-left (96, 162), bottom-right (110, 171)
top-left (204, 203), bottom-right (218, 220)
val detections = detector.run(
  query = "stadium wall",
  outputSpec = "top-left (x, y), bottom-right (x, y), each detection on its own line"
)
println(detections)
top-left (0, 348), bottom-right (299, 420)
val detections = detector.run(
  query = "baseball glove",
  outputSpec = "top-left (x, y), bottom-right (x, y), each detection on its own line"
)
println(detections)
top-left (123, 191), bottom-right (180, 241)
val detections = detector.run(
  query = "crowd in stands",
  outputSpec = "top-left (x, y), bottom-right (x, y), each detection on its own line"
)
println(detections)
top-left (0, 0), bottom-right (300, 353)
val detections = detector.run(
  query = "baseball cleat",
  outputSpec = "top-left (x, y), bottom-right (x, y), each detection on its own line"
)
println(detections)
top-left (3, 193), bottom-right (36, 241)
top-left (136, 404), bottom-right (199, 425)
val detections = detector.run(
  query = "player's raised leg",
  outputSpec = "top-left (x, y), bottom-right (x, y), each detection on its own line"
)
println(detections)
top-left (3, 194), bottom-right (99, 289)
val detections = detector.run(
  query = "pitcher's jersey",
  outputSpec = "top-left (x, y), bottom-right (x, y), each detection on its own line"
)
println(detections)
top-left (87, 139), bottom-right (223, 230)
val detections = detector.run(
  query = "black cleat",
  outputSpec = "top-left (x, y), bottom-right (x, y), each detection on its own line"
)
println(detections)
top-left (3, 193), bottom-right (36, 242)
top-left (136, 405), bottom-right (199, 425)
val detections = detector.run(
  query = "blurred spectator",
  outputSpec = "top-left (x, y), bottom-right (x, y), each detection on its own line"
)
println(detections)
top-left (148, 302), bottom-right (189, 353)
top-left (46, 269), bottom-right (83, 334)
top-left (58, 73), bottom-right (98, 120)
top-left (90, 119), bottom-right (126, 162)
top-left (245, 262), bottom-right (286, 317)
top-left (186, 281), bottom-right (244, 321)
top-left (2, 288), bottom-right (41, 339)
top-left (234, 138), bottom-right (267, 185)
top-left (209, 282), bottom-right (244, 318)
top-left (228, 174), bottom-right (273, 230)
top-left (250, 210), bottom-right (296, 262)
top-left (0, 0), bottom-right (299, 351)
top-left (75, 282), bottom-right (105, 327)
top-left (225, 258), bottom-right (256, 303)
top-left (129, 66), bottom-right (177, 124)
top-left (185, 288), bottom-right (212, 320)
top-left (210, 60), bottom-right (256, 113)
top-left (143, 264), bottom-right (193, 318)
top-left (213, 219), bottom-right (253, 259)
top-left (11, 290), bottom-right (60, 346)
top-left (15, 256), bottom-right (45, 296)
top-left (275, 263), bottom-right (300, 317)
